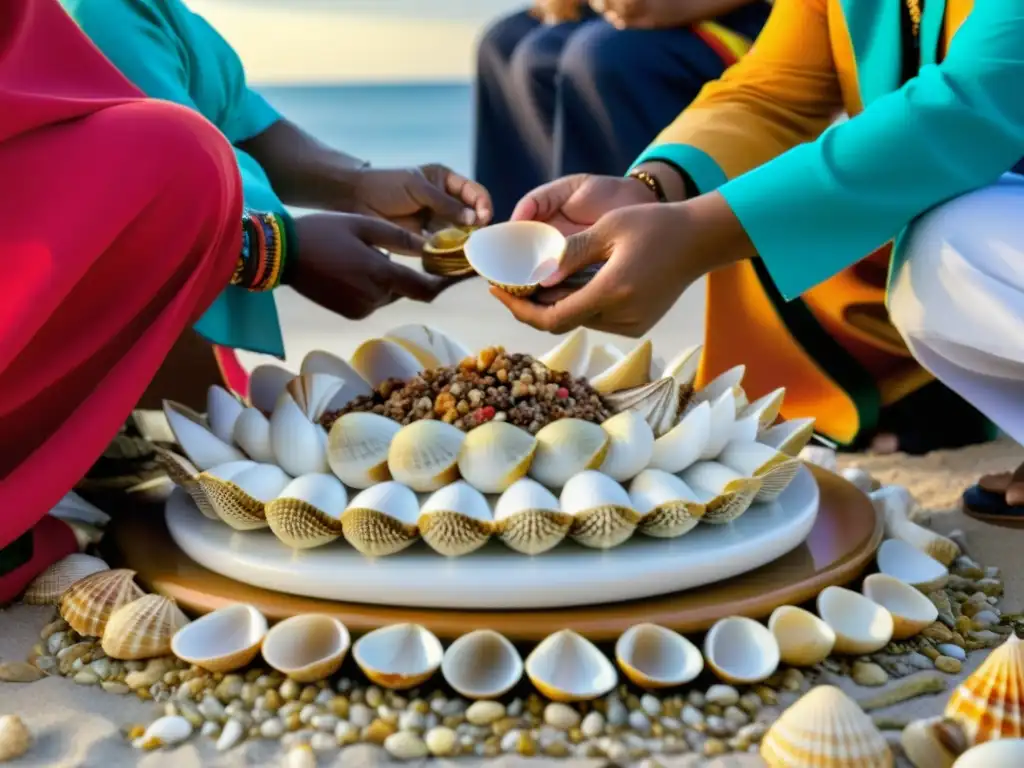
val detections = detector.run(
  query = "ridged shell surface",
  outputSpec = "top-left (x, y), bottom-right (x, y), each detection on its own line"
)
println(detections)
top-left (59, 569), bottom-right (146, 638)
top-left (492, 478), bottom-right (571, 555)
top-left (23, 554), bottom-right (110, 605)
top-left (603, 377), bottom-right (682, 438)
top-left (101, 594), bottom-right (190, 660)
top-left (945, 633), bottom-right (1024, 744)
top-left (418, 481), bottom-right (493, 557)
top-left (560, 471), bottom-right (640, 549)
top-left (265, 474), bottom-right (348, 549)
top-left (456, 421), bottom-right (537, 493)
top-left (341, 482), bottom-right (420, 557)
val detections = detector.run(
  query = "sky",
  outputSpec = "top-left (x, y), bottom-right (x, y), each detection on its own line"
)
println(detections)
top-left (189, 0), bottom-right (524, 83)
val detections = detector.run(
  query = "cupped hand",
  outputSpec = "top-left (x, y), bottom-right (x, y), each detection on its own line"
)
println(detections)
top-left (351, 165), bottom-right (493, 232)
top-left (511, 173), bottom-right (657, 236)
top-left (289, 213), bottom-right (459, 320)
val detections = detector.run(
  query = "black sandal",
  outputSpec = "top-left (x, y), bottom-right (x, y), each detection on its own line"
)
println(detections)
top-left (962, 466), bottom-right (1024, 529)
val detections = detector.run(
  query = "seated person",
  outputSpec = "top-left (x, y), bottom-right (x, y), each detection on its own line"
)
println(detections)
top-left (475, 0), bottom-right (770, 221)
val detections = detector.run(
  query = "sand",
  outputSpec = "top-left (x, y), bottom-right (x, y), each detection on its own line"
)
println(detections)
top-left (2, 439), bottom-right (1022, 767)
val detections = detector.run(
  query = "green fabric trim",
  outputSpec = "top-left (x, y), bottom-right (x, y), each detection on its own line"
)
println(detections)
top-left (630, 144), bottom-right (728, 195)
top-left (0, 530), bottom-right (34, 577)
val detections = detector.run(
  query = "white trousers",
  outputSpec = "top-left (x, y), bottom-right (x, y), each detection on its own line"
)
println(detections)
top-left (889, 173), bottom-right (1024, 445)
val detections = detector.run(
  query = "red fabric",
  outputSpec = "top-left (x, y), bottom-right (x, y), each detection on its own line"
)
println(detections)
top-left (0, 517), bottom-right (78, 604)
top-left (213, 345), bottom-right (250, 401)
top-left (0, 0), bottom-right (243, 550)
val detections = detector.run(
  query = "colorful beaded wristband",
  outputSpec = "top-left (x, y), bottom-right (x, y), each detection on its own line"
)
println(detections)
top-left (232, 210), bottom-right (294, 292)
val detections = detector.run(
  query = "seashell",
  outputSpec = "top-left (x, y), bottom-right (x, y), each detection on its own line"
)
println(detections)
top-left (327, 412), bottom-right (401, 489)
top-left (352, 623), bottom-right (443, 689)
top-left (423, 226), bottom-right (472, 255)
top-left (559, 470), bottom-right (640, 549)
top-left (649, 400), bottom-right (711, 474)
top-left (739, 387), bottom-right (785, 431)
top-left (269, 388), bottom-right (330, 478)
top-left (604, 377), bottom-right (682, 439)
top-left (417, 481), bottom-right (494, 556)
top-left (585, 343), bottom-right (624, 380)
top-left (59, 569), bottom-right (145, 637)
top-left (628, 469), bottom-right (704, 538)
top-left (23, 553), bottom-right (110, 605)
top-left (528, 419), bottom-right (609, 489)
top-left (247, 364), bottom-right (294, 414)
top-left (388, 420), bottom-right (466, 492)
top-left (0, 715), bottom-right (31, 763)
top-left (840, 466), bottom-right (877, 494)
top-left (615, 623), bottom-right (703, 689)
top-left (945, 633), bottom-right (1024, 744)
top-left (525, 629), bottom-right (617, 702)
top-left (798, 444), bottom-right (838, 472)
top-left (817, 586), bottom-right (894, 654)
top-left (589, 339), bottom-right (653, 394)
top-left (163, 400), bottom-right (245, 470)
top-left (463, 220), bottom-right (564, 297)
top-left (170, 603), bottom-right (267, 673)
top-left (262, 614), bottom-right (350, 683)
top-left (492, 477), bottom-right (571, 555)
top-left (597, 411), bottom-right (654, 482)
top-left (679, 461), bottom-right (762, 524)
top-left (133, 715), bottom-right (193, 751)
top-left (101, 594), bottom-right (190, 660)
top-left (299, 350), bottom-right (374, 410)
top-left (265, 474), bottom-right (348, 549)
top-left (196, 461), bottom-right (290, 531)
top-left (902, 716), bottom-right (967, 768)
top-left (870, 485), bottom-right (960, 565)
top-left (153, 447), bottom-right (219, 519)
top-left (350, 338), bottom-right (424, 389)
top-left (207, 385), bottom-right (244, 445)
top-left (341, 481), bottom-right (420, 557)
top-left (952, 739), bottom-right (1024, 767)
top-left (759, 417), bottom-right (817, 457)
top-left (441, 629), bottom-right (523, 699)
top-left (729, 413), bottom-right (761, 444)
top-left (694, 365), bottom-right (745, 408)
top-left (538, 328), bottom-right (590, 378)
top-left (285, 373), bottom-right (345, 421)
top-left (457, 421), bottom-right (537, 493)
top-left (717, 439), bottom-right (801, 503)
top-left (877, 538), bottom-right (949, 592)
top-left (760, 685), bottom-right (892, 767)
top-left (660, 344), bottom-right (702, 402)
top-left (232, 407), bottom-right (275, 463)
top-left (67, 521), bottom-right (104, 552)
top-left (862, 573), bottom-right (938, 639)
top-left (383, 324), bottom-right (472, 369)
top-left (768, 605), bottom-right (836, 667)
top-left (703, 616), bottom-right (780, 684)
top-left (48, 491), bottom-right (111, 527)
top-left (699, 390), bottom-right (739, 460)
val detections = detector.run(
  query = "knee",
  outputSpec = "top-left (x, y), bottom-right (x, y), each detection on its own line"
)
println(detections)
top-left (558, 23), bottom-right (633, 90)
top-left (478, 11), bottom-right (535, 74)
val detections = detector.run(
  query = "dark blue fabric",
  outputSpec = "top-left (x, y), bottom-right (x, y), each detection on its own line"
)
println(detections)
top-left (473, 4), bottom-right (770, 221)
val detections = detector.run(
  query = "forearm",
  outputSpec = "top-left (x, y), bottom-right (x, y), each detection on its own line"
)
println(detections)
top-left (231, 210), bottom-right (297, 292)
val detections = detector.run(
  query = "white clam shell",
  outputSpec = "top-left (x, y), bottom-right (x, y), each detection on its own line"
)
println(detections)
top-left (767, 605), bottom-right (836, 667)
top-left (352, 623), bottom-right (443, 690)
top-left (528, 419), bottom-right (609, 489)
top-left (870, 485), bottom-right (960, 565)
top-left (492, 477), bottom-right (570, 555)
top-left (247, 364), bottom-right (293, 414)
top-left (383, 324), bottom-right (471, 369)
top-left (627, 469), bottom-right (704, 538)
top-left (327, 412), bottom-right (401, 489)
top-left (538, 328), bottom-right (590, 378)
top-left (207, 385), bottom-right (244, 445)
top-left (951, 738), bottom-right (1024, 767)
top-left (418, 481), bottom-right (494, 557)
top-left (300, 350), bottom-right (374, 410)
top-left (877, 538), bottom-right (949, 592)
top-left (388, 420), bottom-right (466, 492)
top-left (703, 616), bottom-right (780, 684)
top-left (817, 586), bottom-right (894, 654)
top-left (901, 716), bottom-right (967, 768)
top-left (441, 629), bottom-right (523, 699)
top-left (198, 461), bottom-right (291, 531)
top-left (739, 387), bottom-right (786, 431)
top-left (758, 416), bottom-right (816, 457)
top-left (269, 391), bottom-right (330, 477)
top-left (699, 390), bottom-right (739, 460)
top-left (463, 221), bottom-right (564, 292)
top-left (559, 470), bottom-right (639, 549)
top-left (615, 623), bottom-right (703, 689)
top-left (729, 413), bottom-right (761, 444)
top-left (164, 400), bottom-right (246, 471)
top-left (232, 406), bottom-right (275, 463)
top-left (170, 603), bottom-right (268, 673)
top-left (589, 340), bottom-right (653, 395)
top-left (717, 439), bottom-right (801, 503)
top-left (133, 715), bottom-right (192, 749)
top-left (659, 344), bottom-right (702, 395)
top-left (679, 461), bottom-right (761, 525)
top-left (649, 400), bottom-right (711, 474)
top-left (525, 629), bottom-right (617, 702)
top-left (341, 481), bottom-right (421, 557)
top-left (350, 338), bottom-right (424, 389)
top-left (265, 473), bottom-right (348, 549)
top-left (862, 573), bottom-right (938, 640)
top-left (262, 614), bottom-right (351, 683)
top-left (695, 365), bottom-right (745, 406)
top-left (598, 410), bottom-right (654, 482)
top-left (457, 422), bottom-right (537, 493)
top-left (585, 343), bottom-right (625, 380)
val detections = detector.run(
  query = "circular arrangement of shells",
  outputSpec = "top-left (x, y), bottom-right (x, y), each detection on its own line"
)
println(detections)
top-left (157, 325), bottom-right (819, 556)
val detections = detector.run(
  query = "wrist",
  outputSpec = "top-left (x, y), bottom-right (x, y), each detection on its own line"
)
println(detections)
top-left (632, 161), bottom-right (688, 203)
top-left (676, 192), bottom-right (756, 272)
top-left (233, 210), bottom-right (294, 292)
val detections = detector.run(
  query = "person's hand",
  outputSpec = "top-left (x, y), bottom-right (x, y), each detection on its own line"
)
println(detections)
top-left (288, 213), bottom-right (459, 320)
top-left (534, 0), bottom-right (585, 24)
top-left (512, 174), bottom-right (658, 236)
top-left (349, 165), bottom-right (493, 232)
top-left (602, 0), bottom-right (702, 29)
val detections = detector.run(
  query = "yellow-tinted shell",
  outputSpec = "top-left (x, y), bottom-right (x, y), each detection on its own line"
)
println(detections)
top-left (59, 569), bottom-right (146, 638)
top-left (154, 447), bottom-right (218, 520)
top-left (196, 471), bottom-right (267, 530)
top-left (265, 498), bottom-right (344, 549)
top-left (945, 633), bottom-right (1024, 744)
top-left (101, 594), bottom-right (190, 660)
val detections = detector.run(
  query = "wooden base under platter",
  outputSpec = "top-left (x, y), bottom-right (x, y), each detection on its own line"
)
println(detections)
top-left (110, 466), bottom-right (882, 642)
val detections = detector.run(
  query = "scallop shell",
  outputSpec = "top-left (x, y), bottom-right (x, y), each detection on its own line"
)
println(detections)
top-left (589, 340), bottom-right (653, 395)
top-left (615, 623), bottom-right (703, 689)
top-left (207, 385), bottom-right (244, 445)
top-left (163, 400), bottom-right (245, 470)
top-left (760, 685), bottom-right (893, 767)
top-left (560, 470), bottom-right (640, 549)
top-left (659, 344), bottom-right (702, 402)
top-left (387, 420), bottom-right (464, 493)
top-left (759, 417), bottom-right (817, 457)
top-left (739, 387), bottom-right (785, 431)
top-left (299, 350), bottom-right (374, 410)
top-left (901, 716), bottom-right (967, 768)
top-left (383, 324), bottom-right (471, 369)
top-left (341, 481), bottom-right (420, 557)
top-left (528, 419), bottom-right (609, 489)
top-left (862, 573), bottom-right (938, 639)
top-left (538, 328), bottom-right (590, 378)
top-left (768, 605), bottom-right (836, 667)
top-left (952, 739), bottom-right (1024, 767)
top-left (585, 344), bottom-right (624, 380)
top-left (649, 400), bottom-right (711, 474)
top-left (232, 407), bottom-right (275, 463)
top-left (247, 363), bottom-right (294, 413)
top-left (699, 390), bottom-right (739, 460)
top-left (817, 586), bottom-right (894, 654)
top-left (877, 538), bottom-right (949, 592)
top-left (597, 411), bottom-right (654, 482)
top-left (269, 387), bottom-right (330, 478)
top-left (352, 623), bottom-right (443, 690)
top-left (170, 603), bottom-right (267, 673)
top-left (441, 629), bottom-right (523, 699)
top-left (262, 614), bottom-right (351, 683)
top-left (457, 421), bottom-right (537, 493)
top-left (628, 469), bottom-right (704, 538)
top-left (703, 616), bottom-right (780, 684)
top-left (945, 633), bottom-right (1024, 744)
top-left (525, 629), bottom-right (617, 702)
top-left (197, 461), bottom-right (290, 531)
top-left (265, 474), bottom-right (348, 549)
top-left (679, 461), bottom-right (762, 524)
top-left (327, 412), bottom-right (401, 489)
top-left (101, 594), bottom-right (190, 660)
top-left (870, 485), bottom-right (960, 565)
top-left (463, 221), bottom-right (564, 296)
top-left (153, 448), bottom-right (219, 520)
top-left (604, 377), bottom-right (683, 439)
top-left (492, 477), bottom-right (571, 555)
top-left (717, 439), bottom-right (801, 502)
top-left (418, 481), bottom-right (494, 556)
top-left (22, 554), bottom-right (109, 605)
top-left (59, 569), bottom-right (146, 638)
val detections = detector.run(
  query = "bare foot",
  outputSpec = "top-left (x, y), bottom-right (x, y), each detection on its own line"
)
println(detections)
top-left (870, 433), bottom-right (900, 455)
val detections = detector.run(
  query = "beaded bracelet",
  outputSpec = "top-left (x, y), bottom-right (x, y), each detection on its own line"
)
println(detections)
top-left (232, 210), bottom-right (293, 292)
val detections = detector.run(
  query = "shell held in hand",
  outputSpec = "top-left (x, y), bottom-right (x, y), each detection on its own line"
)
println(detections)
top-left (59, 569), bottom-right (146, 638)
top-left (387, 420), bottom-right (465, 493)
top-left (456, 421), bottom-right (537, 493)
top-left (171, 603), bottom-right (267, 673)
top-left (615, 623), bottom-right (703, 689)
top-left (23, 553), bottom-right (109, 605)
top-left (352, 623), bottom-right (443, 690)
top-left (528, 418), bottom-right (609, 489)
top-left (525, 629), bottom-right (617, 702)
top-left (817, 586), bottom-right (894, 655)
top-left (703, 616), bottom-right (780, 684)
top-left (262, 614), bottom-right (350, 683)
top-left (463, 220), bottom-right (564, 297)
top-left (945, 633), bottom-right (1024, 744)
top-left (341, 482), bottom-right (420, 557)
top-left (265, 473), bottom-right (348, 549)
top-left (492, 477), bottom-right (571, 555)
top-left (628, 469), bottom-right (704, 538)
top-left (768, 605), bottom-right (835, 667)
top-left (441, 629), bottom-right (523, 700)
top-left (101, 594), bottom-right (190, 660)
top-left (560, 470), bottom-right (640, 549)
top-left (417, 481), bottom-right (494, 557)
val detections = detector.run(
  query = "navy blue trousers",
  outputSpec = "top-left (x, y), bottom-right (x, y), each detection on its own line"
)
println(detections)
top-left (473, 5), bottom-right (770, 221)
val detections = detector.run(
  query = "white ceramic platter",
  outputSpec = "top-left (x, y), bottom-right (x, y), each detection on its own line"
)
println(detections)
top-left (166, 467), bottom-right (819, 610)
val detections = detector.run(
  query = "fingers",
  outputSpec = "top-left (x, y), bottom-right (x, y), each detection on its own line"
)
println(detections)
top-left (377, 259), bottom-right (455, 302)
top-left (434, 166), bottom-right (495, 226)
top-left (540, 225), bottom-right (609, 287)
top-left (414, 165), bottom-right (477, 226)
top-left (510, 176), bottom-right (584, 222)
top-left (352, 216), bottom-right (426, 256)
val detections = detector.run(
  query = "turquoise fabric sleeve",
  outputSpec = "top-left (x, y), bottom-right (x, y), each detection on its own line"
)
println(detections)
top-left (629, 144), bottom-right (728, 195)
top-left (717, 1), bottom-right (1024, 301)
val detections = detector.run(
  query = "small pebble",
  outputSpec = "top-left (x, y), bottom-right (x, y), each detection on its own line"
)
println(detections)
top-left (101, 681), bottom-right (130, 695)
top-left (260, 718), bottom-right (285, 739)
top-left (905, 652), bottom-right (934, 671)
top-left (937, 643), bottom-right (967, 661)
top-left (135, 715), bottom-right (193, 751)
top-left (544, 703), bottom-right (581, 730)
top-left (199, 721), bottom-right (221, 739)
top-left (781, 669), bottom-right (806, 691)
top-left (681, 705), bottom-right (704, 727)
top-left (0, 662), bottom-right (46, 683)
top-left (310, 714), bottom-right (338, 732)
top-left (216, 718), bottom-right (244, 751)
top-left (284, 744), bottom-right (316, 768)
top-left (385, 730), bottom-right (429, 760)
top-left (467, 700), bottom-right (505, 726)
top-left (704, 737), bottom-right (729, 757)
top-left (706, 684), bottom-right (740, 706)
top-left (935, 655), bottom-right (963, 674)
top-left (0, 715), bottom-right (32, 762)
top-left (852, 661), bottom-right (889, 687)
top-left (972, 610), bottom-right (1001, 628)
top-left (606, 698), bottom-right (628, 727)
top-left (73, 670), bottom-right (99, 686)
top-left (398, 710), bottom-right (425, 732)
top-left (349, 703), bottom-right (373, 729)
top-left (280, 679), bottom-right (300, 701)
top-left (581, 711), bottom-right (605, 738)
top-left (425, 726), bottom-right (458, 756)
top-left (640, 694), bottom-right (662, 716)
top-left (628, 710), bottom-right (651, 735)
top-left (310, 731), bottom-right (335, 751)
top-left (335, 721), bottom-right (358, 746)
